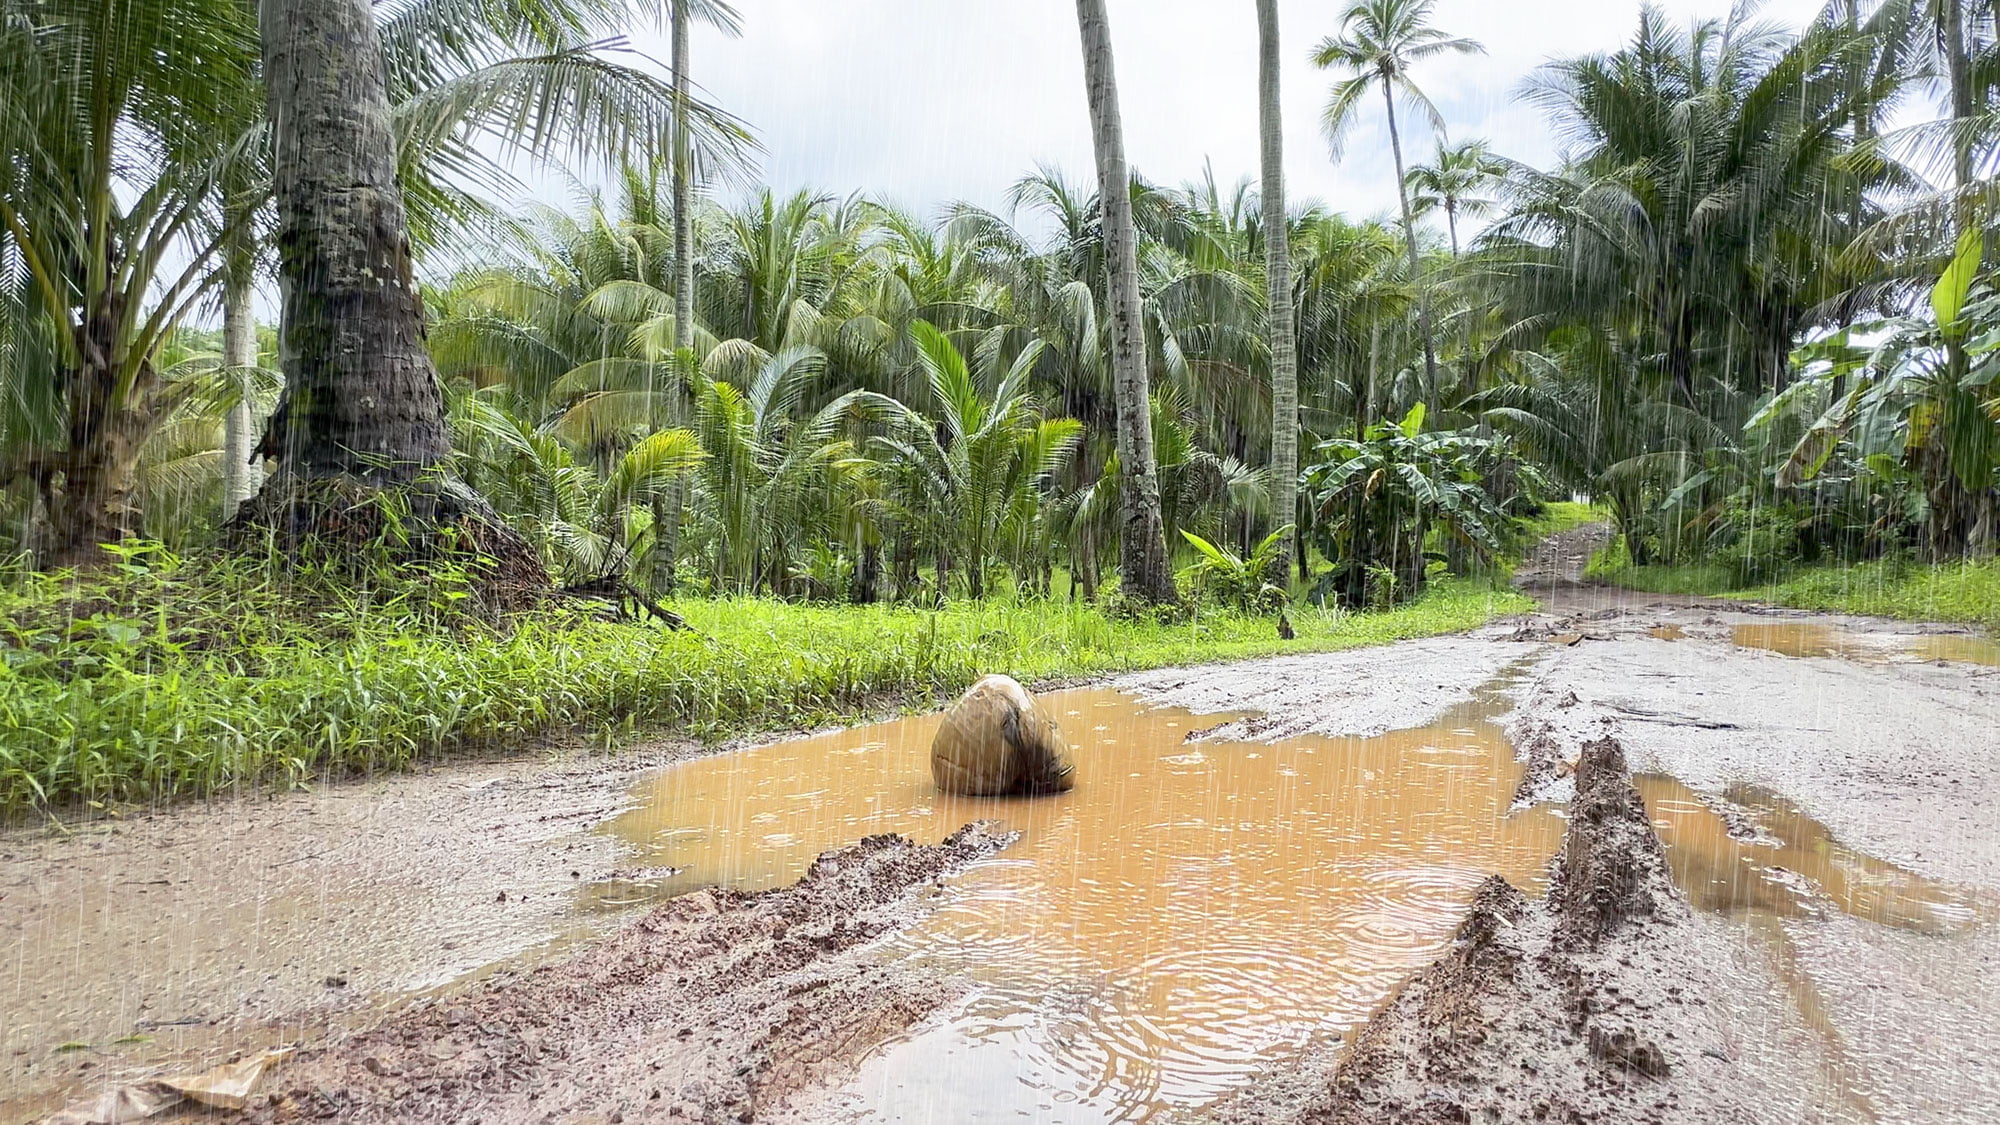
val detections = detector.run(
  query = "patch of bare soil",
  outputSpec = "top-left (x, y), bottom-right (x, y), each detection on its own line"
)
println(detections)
top-left (1200, 738), bottom-right (1813, 1125)
top-left (237, 823), bottom-right (1012, 1125)
top-left (2, 742), bottom-right (706, 1120)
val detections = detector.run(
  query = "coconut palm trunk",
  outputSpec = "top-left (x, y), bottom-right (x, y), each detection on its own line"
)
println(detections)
top-left (1381, 82), bottom-right (1438, 408)
top-left (1073, 0), bottom-right (1178, 604)
top-left (654, 0), bottom-right (697, 590)
top-left (220, 230), bottom-right (262, 517)
top-left (1257, 0), bottom-right (1298, 578)
top-left (256, 0), bottom-right (449, 479)
top-left (250, 0), bottom-right (534, 573)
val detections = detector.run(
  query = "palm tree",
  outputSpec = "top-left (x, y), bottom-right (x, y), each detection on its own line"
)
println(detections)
top-left (662, 1), bottom-right (744, 585)
top-left (253, 0), bottom-right (460, 513)
top-left (454, 394), bottom-right (703, 581)
top-left (0, 0), bottom-right (263, 563)
top-left (1257, 0), bottom-right (1300, 578)
top-left (1073, 0), bottom-right (1179, 604)
top-left (1406, 139), bottom-right (1504, 259)
top-left (0, 0), bottom-right (751, 564)
top-left (879, 323), bottom-right (1081, 598)
top-left (1311, 0), bottom-right (1483, 412)
top-left (1407, 139), bottom-right (1504, 397)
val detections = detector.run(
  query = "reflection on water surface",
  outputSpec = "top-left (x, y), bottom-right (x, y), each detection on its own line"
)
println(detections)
top-left (1731, 622), bottom-right (2000, 666)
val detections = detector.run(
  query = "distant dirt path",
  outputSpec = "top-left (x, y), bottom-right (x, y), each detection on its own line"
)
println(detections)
top-left (10, 530), bottom-right (2000, 1123)
top-left (1512, 519), bottom-right (1614, 591)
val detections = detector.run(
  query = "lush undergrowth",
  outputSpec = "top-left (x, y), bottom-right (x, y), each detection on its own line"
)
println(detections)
top-left (0, 548), bottom-right (1530, 817)
top-left (1745, 558), bottom-right (2000, 629)
top-left (1587, 534), bottom-right (2000, 629)
top-left (1512, 500), bottom-right (1606, 547)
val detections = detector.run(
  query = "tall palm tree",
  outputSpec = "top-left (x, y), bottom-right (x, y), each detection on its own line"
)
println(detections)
top-left (1311, 0), bottom-right (1482, 412)
top-left (1073, 0), bottom-right (1178, 604)
top-left (662, 0), bottom-right (744, 585)
top-left (1257, 0), bottom-right (1300, 578)
top-left (1407, 138), bottom-right (1503, 396)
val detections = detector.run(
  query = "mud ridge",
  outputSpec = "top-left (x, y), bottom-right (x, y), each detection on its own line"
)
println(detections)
top-left (237, 822), bottom-right (1013, 1125)
top-left (1203, 738), bottom-right (1773, 1125)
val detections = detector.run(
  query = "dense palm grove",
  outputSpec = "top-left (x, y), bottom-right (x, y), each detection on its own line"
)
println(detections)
top-left (4, 0), bottom-right (1998, 610)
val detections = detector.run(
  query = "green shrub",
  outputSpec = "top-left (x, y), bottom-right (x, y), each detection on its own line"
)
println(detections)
top-left (0, 549), bottom-right (1531, 815)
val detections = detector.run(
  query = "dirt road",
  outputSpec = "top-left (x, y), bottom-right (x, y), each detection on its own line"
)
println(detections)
top-left (8, 528), bottom-right (1997, 1122)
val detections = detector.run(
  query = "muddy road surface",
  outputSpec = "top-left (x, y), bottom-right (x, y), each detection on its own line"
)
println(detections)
top-left (7, 537), bottom-right (1998, 1123)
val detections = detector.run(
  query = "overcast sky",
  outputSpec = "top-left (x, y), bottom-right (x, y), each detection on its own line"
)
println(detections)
top-left (625, 0), bottom-right (1833, 225)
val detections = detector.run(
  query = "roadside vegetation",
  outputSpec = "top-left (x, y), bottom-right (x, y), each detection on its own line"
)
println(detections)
top-left (0, 545), bottom-right (1524, 815)
top-left (1590, 536), bottom-right (2000, 629)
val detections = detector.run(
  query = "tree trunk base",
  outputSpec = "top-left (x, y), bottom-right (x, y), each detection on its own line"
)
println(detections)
top-left (228, 471), bottom-right (549, 611)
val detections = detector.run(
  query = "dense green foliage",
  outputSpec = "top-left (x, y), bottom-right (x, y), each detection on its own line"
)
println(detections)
top-left (0, 549), bottom-right (1525, 814)
top-left (10, 0), bottom-right (1999, 607)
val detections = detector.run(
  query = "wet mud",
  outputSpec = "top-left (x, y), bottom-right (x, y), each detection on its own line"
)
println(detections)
top-left (605, 678), bottom-right (1563, 1122)
top-left (1198, 735), bottom-right (1995, 1124)
top-left (242, 823), bottom-right (1014, 1124)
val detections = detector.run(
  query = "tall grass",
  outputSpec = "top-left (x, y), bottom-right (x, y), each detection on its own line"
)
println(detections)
top-left (1749, 558), bottom-right (2000, 629)
top-left (1587, 534), bottom-right (2000, 629)
top-left (0, 547), bottom-right (1529, 816)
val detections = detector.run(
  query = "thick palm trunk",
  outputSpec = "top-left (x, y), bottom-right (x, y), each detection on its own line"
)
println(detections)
top-left (220, 270), bottom-right (262, 517)
top-left (254, 0), bottom-right (452, 483)
top-left (41, 290), bottom-right (164, 564)
top-left (1074, 0), bottom-right (1178, 605)
top-left (249, 0), bottom-right (537, 582)
top-left (1257, 0), bottom-right (1299, 579)
top-left (1382, 84), bottom-right (1438, 409)
top-left (42, 361), bottom-right (155, 565)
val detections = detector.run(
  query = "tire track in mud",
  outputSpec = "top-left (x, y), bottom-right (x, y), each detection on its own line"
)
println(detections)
top-left (234, 823), bottom-right (1015, 1125)
top-left (1199, 737), bottom-right (1805, 1125)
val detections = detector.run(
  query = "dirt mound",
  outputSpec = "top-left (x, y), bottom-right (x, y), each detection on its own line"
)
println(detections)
top-left (1550, 737), bottom-right (1675, 948)
top-left (1202, 737), bottom-right (1774, 1125)
top-left (241, 823), bottom-right (1013, 1124)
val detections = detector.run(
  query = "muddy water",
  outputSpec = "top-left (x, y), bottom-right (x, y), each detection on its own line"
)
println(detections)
top-left (1635, 776), bottom-right (1987, 934)
top-left (1732, 622), bottom-right (2000, 666)
top-left (1634, 774), bottom-right (1997, 1123)
top-left (605, 676), bottom-right (1564, 1121)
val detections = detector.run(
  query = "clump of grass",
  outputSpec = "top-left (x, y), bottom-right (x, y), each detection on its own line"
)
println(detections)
top-left (1746, 557), bottom-right (2000, 629)
top-left (1584, 532), bottom-right (2000, 629)
top-left (0, 544), bottom-right (1529, 816)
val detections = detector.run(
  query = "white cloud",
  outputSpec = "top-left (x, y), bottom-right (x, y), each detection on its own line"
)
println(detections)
top-left (643, 0), bottom-right (1834, 223)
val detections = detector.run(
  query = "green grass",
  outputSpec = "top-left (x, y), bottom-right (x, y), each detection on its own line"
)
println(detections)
top-left (1514, 500), bottom-right (1607, 545)
top-left (0, 550), bottom-right (1529, 817)
top-left (1746, 558), bottom-right (2000, 629)
top-left (1587, 533), bottom-right (2000, 629)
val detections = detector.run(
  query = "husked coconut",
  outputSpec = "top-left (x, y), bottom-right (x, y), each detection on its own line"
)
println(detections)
top-left (930, 674), bottom-right (1077, 796)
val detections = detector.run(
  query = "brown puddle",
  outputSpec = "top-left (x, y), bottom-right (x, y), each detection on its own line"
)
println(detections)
top-left (1648, 624), bottom-right (1687, 640)
top-left (604, 674), bottom-right (1564, 1120)
top-left (1634, 776), bottom-right (1988, 935)
top-left (1732, 622), bottom-right (2000, 666)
